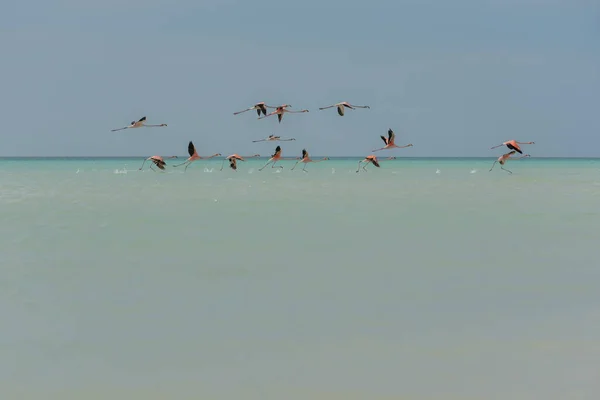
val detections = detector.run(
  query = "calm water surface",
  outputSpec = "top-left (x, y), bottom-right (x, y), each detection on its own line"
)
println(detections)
top-left (1, 157), bottom-right (599, 399)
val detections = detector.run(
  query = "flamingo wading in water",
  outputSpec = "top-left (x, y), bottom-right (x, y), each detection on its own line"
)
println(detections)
top-left (291, 149), bottom-right (329, 172)
top-left (318, 101), bottom-right (370, 116)
top-left (258, 104), bottom-right (309, 123)
top-left (356, 155), bottom-right (381, 173)
top-left (139, 155), bottom-right (177, 171)
top-left (490, 139), bottom-right (535, 154)
top-left (372, 129), bottom-right (413, 152)
top-left (220, 154), bottom-right (260, 171)
top-left (233, 102), bottom-right (277, 117)
top-left (489, 151), bottom-right (530, 174)
top-left (252, 135), bottom-right (296, 143)
top-left (173, 141), bottom-right (221, 171)
top-left (111, 116), bottom-right (167, 132)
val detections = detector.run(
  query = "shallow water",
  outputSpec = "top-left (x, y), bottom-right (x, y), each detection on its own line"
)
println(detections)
top-left (1, 157), bottom-right (599, 399)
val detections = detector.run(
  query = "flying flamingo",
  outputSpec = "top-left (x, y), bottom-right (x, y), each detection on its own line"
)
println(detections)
top-left (139, 155), bottom-right (178, 171)
top-left (490, 139), bottom-right (535, 154)
top-left (252, 135), bottom-right (296, 143)
top-left (233, 102), bottom-right (277, 117)
top-left (318, 101), bottom-right (370, 116)
top-left (259, 145), bottom-right (294, 170)
top-left (489, 151), bottom-right (530, 174)
top-left (220, 154), bottom-right (260, 171)
top-left (291, 149), bottom-right (329, 172)
top-left (111, 116), bottom-right (167, 132)
top-left (258, 104), bottom-right (309, 123)
top-left (356, 155), bottom-right (381, 173)
top-left (372, 129), bottom-right (413, 152)
top-left (173, 141), bottom-right (221, 171)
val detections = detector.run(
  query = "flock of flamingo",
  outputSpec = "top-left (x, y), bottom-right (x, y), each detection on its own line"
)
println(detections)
top-left (111, 102), bottom-right (535, 174)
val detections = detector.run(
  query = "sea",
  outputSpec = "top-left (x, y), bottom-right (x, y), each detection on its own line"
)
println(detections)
top-left (1, 157), bottom-right (599, 400)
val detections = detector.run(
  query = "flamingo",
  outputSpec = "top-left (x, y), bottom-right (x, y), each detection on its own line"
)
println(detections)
top-left (220, 154), bottom-right (260, 171)
top-left (111, 116), bottom-right (167, 132)
top-left (252, 135), bottom-right (296, 143)
top-left (490, 139), bottom-right (535, 154)
top-left (258, 104), bottom-right (309, 123)
top-left (259, 145), bottom-right (292, 170)
top-left (291, 149), bottom-right (329, 172)
top-left (372, 129), bottom-right (413, 152)
top-left (173, 141), bottom-right (221, 171)
top-left (139, 155), bottom-right (178, 171)
top-left (356, 155), bottom-right (381, 173)
top-left (489, 151), bottom-right (530, 174)
top-left (318, 101), bottom-right (370, 116)
top-left (233, 102), bottom-right (277, 117)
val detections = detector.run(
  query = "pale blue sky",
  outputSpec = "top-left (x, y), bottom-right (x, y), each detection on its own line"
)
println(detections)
top-left (1, 0), bottom-right (598, 157)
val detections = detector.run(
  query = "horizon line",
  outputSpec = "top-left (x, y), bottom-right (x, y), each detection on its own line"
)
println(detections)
top-left (1, 156), bottom-right (599, 160)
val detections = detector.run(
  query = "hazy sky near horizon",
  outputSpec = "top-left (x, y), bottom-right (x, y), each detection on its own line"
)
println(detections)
top-left (1, 0), bottom-right (598, 157)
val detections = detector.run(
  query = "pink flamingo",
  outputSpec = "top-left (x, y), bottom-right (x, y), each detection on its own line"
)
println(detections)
top-left (259, 145), bottom-right (297, 170)
top-left (372, 129), bottom-right (413, 152)
top-left (318, 101), bottom-right (370, 116)
top-left (490, 139), bottom-right (535, 154)
top-left (258, 104), bottom-right (309, 123)
top-left (220, 154), bottom-right (260, 171)
top-left (291, 149), bottom-right (329, 172)
top-left (173, 141), bottom-right (221, 171)
top-left (139, 155), bottom-right (177, 171)
top-left (252, 134), bottom-right (296, 143)
top-left (111, 116), bottom-right (167, 132)
top-left (356, 155), bottom-right (381, 173)
top-left (489, 151), bottom-right (530, 174)
top-left (233, 102), bottom-right (277, 117)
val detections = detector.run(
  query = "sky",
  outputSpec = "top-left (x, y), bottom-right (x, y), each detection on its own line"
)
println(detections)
top-left (1, 0), bottom-right (598, 157)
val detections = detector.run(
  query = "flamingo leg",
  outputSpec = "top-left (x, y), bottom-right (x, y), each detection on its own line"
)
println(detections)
top-left (302, 163), bottom-right (308, 172)
top-left (220, 159), bottom-right (226, 171)
top-left (259, 159), bottom-right (273, 171)
top-left (139, 159), bottom-right (148, 170)
top-left (291, 160), bottom-right (300, 170)
top-left (356, 161), bottom-right (363, 173)
top-left (272, 160), bottom-right (283, 169)
top-left (489, 161), bottom-right (497, 171)
top-left (184, 161), bottom-right (195, 171)
top-left (501, 166), bottom-right (513, 174)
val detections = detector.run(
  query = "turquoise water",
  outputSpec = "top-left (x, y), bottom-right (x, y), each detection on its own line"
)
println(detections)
top-left (1, 157), bottom-right (599, 399)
